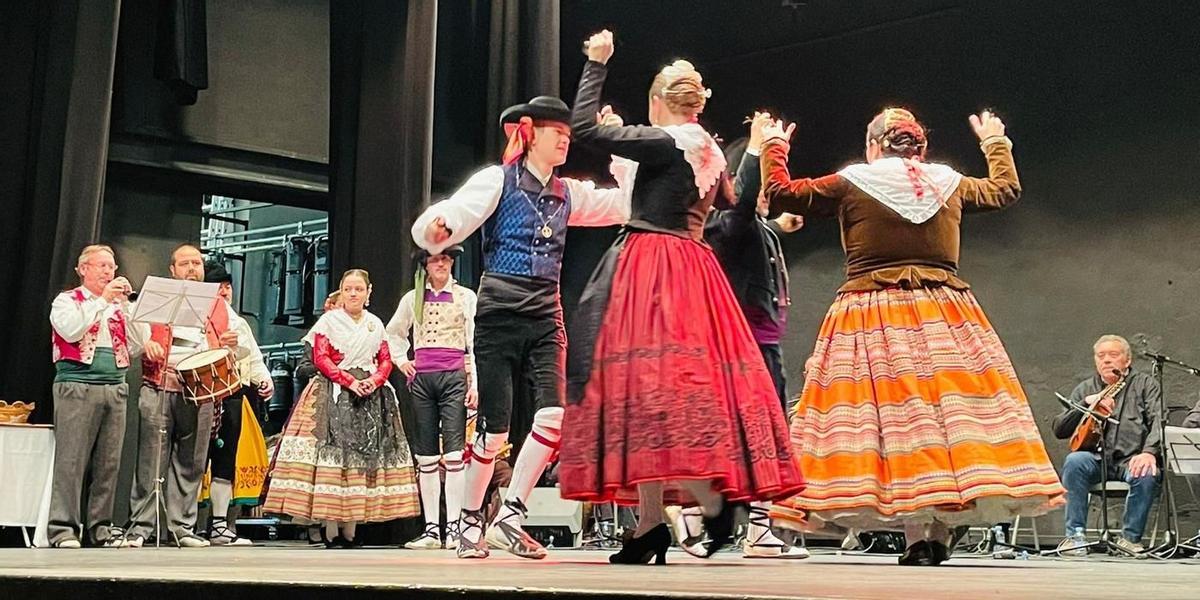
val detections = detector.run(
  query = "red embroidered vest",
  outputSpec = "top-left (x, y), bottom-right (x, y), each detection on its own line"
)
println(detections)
top-left (50, 288), bottom-right (130, 368)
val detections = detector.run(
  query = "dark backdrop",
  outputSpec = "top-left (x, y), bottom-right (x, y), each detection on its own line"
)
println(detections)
top-left (558, 0), bottom-right (1200, 534)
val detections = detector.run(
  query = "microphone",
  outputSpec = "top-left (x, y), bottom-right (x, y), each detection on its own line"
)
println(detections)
top-left (127, 290), bottom-right (140, 302)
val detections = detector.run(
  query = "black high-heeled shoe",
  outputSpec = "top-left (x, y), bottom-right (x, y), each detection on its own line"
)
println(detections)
top-left (928, 540), bottom-right (952, 565)
top-left (324, 534), bottom-right (362, 549)
top-left (898, 536), bottom-right (954, 566)
top-left (609, 523), bottom-right (671, 565)
top-left (702, 501), bottom-right (736, 557)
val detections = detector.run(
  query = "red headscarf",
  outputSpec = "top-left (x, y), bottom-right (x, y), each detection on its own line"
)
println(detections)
top-left (501, 116), bottom-right (536, 165)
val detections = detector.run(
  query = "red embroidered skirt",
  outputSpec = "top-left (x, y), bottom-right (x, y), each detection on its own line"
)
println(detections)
top-left (558, 232), bottom-right (804, 506)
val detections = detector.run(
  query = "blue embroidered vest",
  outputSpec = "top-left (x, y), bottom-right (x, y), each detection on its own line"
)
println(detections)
top-left (481, 162), bottom-right (572, 282)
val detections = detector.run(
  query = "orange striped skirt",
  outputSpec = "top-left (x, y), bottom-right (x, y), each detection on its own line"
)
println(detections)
top-left (770, 286), bottom-right (1064, 530)
top-left (263, 377), bottom-right (420, 523)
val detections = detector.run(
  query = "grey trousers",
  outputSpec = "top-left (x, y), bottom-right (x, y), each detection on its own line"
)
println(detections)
top-left (48, 381), bottom-right (127, 545)
top-left (125, 386), bottom-right (214, 540)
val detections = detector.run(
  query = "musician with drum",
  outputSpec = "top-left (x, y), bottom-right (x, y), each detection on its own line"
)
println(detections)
top-left (1051, 334), bottom-right (1163, 556)
top-left (123, 243), bottom-right (249, 548)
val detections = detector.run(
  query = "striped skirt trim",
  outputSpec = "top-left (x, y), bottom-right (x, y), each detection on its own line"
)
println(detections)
top-left (263, 377), bottom-right (420, 523)
top-left (771, 286), bottom-right (1064, 530)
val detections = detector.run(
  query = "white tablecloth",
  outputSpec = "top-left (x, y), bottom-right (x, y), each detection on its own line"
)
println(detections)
top-left (0, 423), bottom-right (54, 547)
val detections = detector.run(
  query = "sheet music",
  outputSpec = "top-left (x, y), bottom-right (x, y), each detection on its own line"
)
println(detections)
top-left (129, 276), bottom-right (220, 328)
top-left (1164, 426), bottom-right (1200, 476)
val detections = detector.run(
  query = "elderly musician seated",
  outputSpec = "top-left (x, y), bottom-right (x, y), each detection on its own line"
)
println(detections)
top-left (1051, 334), bottom-right (1162, 556)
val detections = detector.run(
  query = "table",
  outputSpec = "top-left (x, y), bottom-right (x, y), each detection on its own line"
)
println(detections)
top-left (0, 423), bottom-right (55, 547)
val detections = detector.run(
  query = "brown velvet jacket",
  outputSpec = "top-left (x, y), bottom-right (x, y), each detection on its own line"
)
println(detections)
top-left (760, 137), bottom-right (1021, 292)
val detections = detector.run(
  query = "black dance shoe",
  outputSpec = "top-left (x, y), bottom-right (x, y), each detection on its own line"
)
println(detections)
top-left (609, 524), bottom-right (671, 565)
top-left (898, 540), bottom-right (951, 566)
top-left (702, 501), bottom-right (737, 557)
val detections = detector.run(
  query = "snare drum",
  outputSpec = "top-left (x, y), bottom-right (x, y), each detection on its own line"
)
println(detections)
top-left (176, 349), bottom-right (241, 405)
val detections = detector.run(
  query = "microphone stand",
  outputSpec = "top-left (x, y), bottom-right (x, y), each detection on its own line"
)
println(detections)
top-left (1042, 390), bottom-right (1138, 557)
top-left (1141, 351), bottom-right (1200, 559)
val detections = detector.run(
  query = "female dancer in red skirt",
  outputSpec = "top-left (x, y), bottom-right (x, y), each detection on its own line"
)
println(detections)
top-left (558, 30), bottom-right (804, 565)
top-left (760, 109), bottom-right (1065, 565)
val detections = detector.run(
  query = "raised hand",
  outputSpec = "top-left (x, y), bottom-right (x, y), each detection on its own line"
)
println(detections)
top-left (101, 278), bottom-right (128, 303)
top-left (762, 118), bottom-right (797, 145)
top-left (596, 104), bottom-right (624, 127)
top-left (425, 217), bottom-right (451, 245)
top-left (585, 30), bottom-right (615, 64)
top-left (969, 110), bottom-right (1006, 141)
top-left (747, 111), bottom-right (772, 152)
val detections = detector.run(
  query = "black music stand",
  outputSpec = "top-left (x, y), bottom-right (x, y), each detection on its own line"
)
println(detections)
top-left (1143, 351), bottom-right (1200, 559)
top-left (123, 276), bottom-right (220, 549)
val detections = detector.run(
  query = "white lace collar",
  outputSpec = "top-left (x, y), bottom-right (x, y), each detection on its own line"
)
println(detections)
top-left (658, 123), bottom-right (727, 198)
top-left (838, 157), bottom-right (963, 224)
top-left (302, 308), bottom-right (386, 371)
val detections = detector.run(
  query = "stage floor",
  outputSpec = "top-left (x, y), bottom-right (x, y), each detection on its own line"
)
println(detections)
top-left (1, 545), bottom-right (1196, 600)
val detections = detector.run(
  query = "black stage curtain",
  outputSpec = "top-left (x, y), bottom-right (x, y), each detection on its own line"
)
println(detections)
top-left (330, 0), bottom-right (436, 316)
top-left (0, 0), bottom-right (122, 422)
top-left (330, 0), bottom-right (437, 544)
top-left (153, 0), bottom-right (208, 105)
top-left (484, 0), bottom-right (561, 158)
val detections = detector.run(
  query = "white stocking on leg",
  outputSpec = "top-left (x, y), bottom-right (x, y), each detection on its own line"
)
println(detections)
top-left (744, 501), bottom-right (809, 559)
top-left (443, 451), bottom-right (466, 537)
top-left (487, 407), bottom-right (561, 559)
top-left (904, 521), bottom-right (946, 546)
top-left (459, 431), bottom-right (508, 547)
top-left (415, 455), bottom-right (443, 532)
top-left (210, 479), bottom-right (233, 523)
top-left (407, 454), bottom-right (444, 548)
top-left (678, 480), bottom-right (722, 517)
top-left (499, 408), bottom-right (562, 517)
top-left (208, 478), bottom-right (244, 544)
top-left (746, 502), bottom-right (781, 546)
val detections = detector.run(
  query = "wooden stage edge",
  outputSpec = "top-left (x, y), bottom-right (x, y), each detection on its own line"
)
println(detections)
top-left (0, 545), bottom-right (1197, 600)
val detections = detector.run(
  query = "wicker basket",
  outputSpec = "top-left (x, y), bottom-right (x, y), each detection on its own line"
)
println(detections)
top-left (0, 400), bottom-right (35, 424)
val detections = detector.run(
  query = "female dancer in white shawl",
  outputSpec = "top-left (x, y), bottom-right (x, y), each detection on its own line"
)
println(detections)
top-left (263, 269), bottom-right (420, 547)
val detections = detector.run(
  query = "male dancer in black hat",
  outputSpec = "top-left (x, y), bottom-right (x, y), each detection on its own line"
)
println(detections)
top-left (386, 245), bottom-right (477, 550)
top-left (412, 95), bottom-right (631, 559)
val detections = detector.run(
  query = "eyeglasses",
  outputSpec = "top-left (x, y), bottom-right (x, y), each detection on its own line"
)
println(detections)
top-left (84, 262), bottom-right (119, 271)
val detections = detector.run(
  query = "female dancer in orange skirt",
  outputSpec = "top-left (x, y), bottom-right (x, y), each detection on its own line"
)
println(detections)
top-left (761, 108), bottom-right (1064, 565)
top-left (558, 30), bottom-right (804, 565)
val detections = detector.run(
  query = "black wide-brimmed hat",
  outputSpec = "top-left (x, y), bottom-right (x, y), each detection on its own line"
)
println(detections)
top-left (413, 244), bottom-right (464, 265)
top-left (203, 262), bottom-right (233, 284)
top-left (499, 95), bottom-right (570, 127)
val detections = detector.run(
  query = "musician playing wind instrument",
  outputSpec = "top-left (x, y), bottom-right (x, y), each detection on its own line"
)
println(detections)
top-left (1051, 334), bottom-right (1163, 556)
